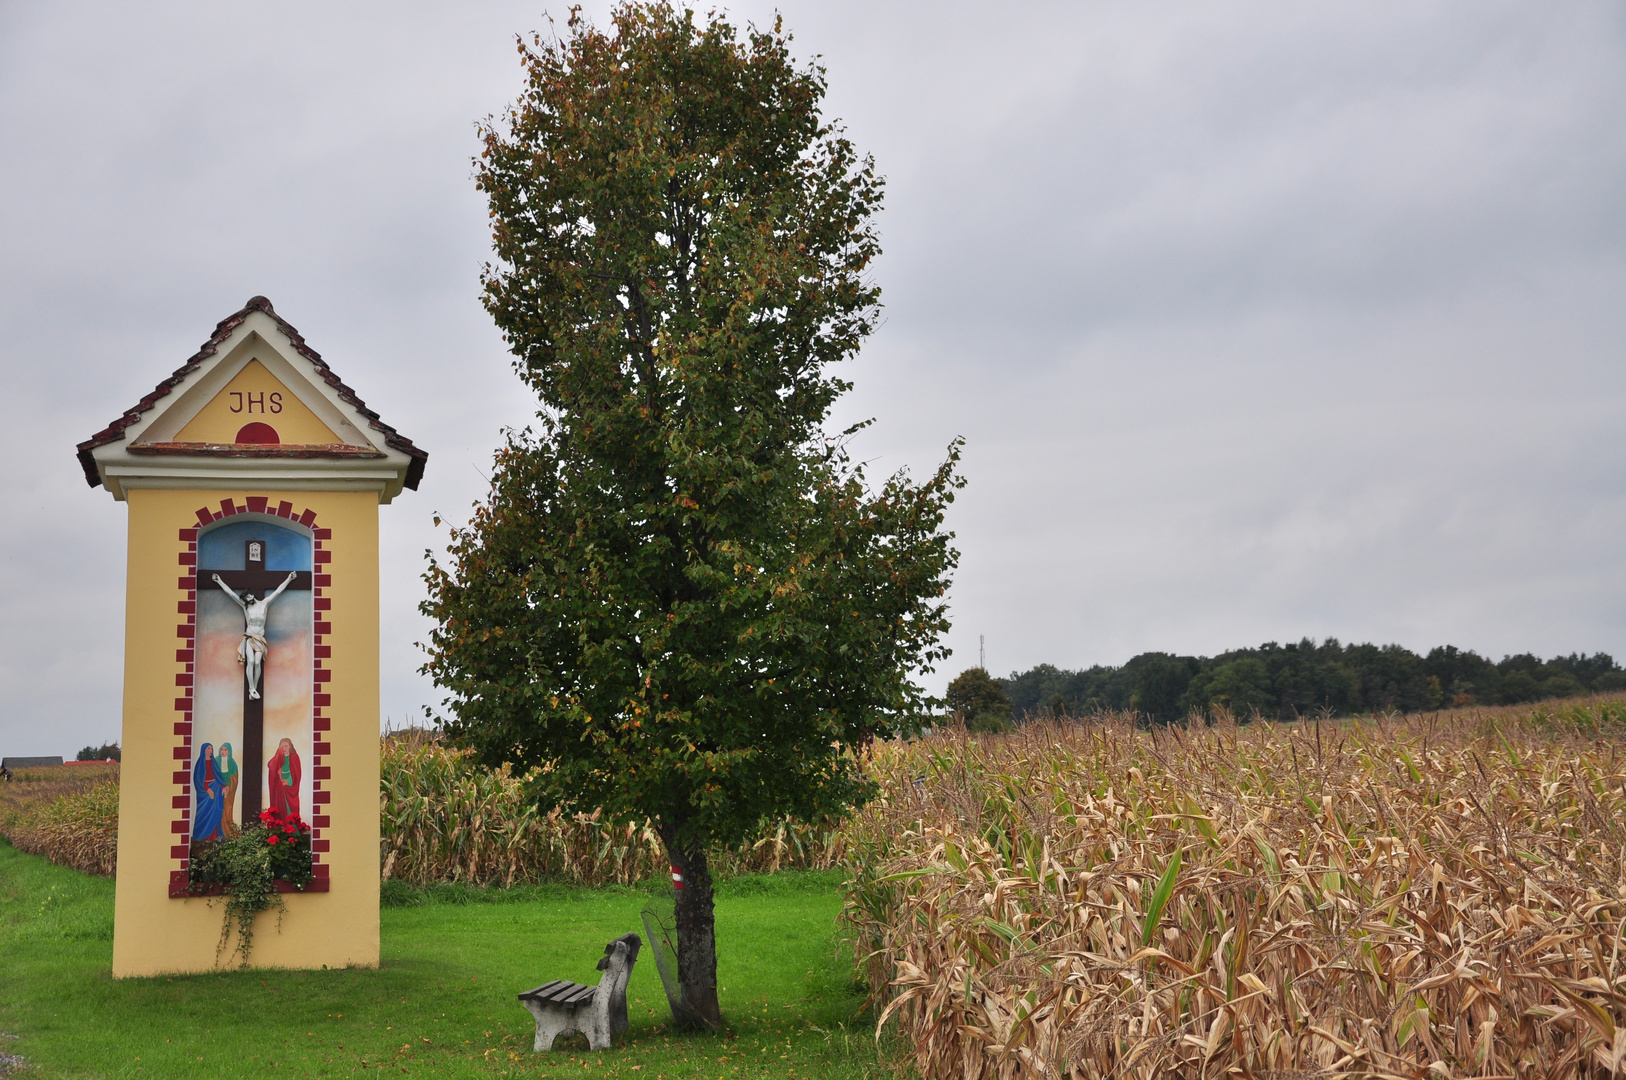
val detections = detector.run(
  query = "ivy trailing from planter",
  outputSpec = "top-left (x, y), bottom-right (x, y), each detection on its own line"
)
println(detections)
top-left (189, 808), bottom-right (314, 965)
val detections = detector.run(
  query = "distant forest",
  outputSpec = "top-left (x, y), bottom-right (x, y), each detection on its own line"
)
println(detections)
top-left (999, 640), bottom-right (1626, 724)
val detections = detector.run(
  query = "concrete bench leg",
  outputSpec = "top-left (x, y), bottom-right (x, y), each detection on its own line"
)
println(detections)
top-left (522, 1002), bottom-right (583, 1052)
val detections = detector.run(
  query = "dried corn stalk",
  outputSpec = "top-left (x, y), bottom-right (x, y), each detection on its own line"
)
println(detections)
top-left (380, 730), bottom-right (840, 887)
top-left (842, 704), bottom-right (1626, 1079)
top-left (1, 775), bottom-right (120, 877)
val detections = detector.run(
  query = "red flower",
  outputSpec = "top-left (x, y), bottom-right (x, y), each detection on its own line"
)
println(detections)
top-left (283, 823), bottom-right (295, 833)
top-left (267, 836), bottom-right (279, 845)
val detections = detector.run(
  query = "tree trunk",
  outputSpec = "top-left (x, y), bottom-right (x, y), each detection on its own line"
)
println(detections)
top-left (661, 827), bottom-right (722, 1029)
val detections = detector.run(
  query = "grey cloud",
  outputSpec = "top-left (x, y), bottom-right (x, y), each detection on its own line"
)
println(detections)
top-left (2, 2), bottom-right (1623, 753)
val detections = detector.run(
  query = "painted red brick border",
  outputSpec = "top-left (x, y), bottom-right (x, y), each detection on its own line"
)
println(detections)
top-left (168, 496), bottom-right (332, 898)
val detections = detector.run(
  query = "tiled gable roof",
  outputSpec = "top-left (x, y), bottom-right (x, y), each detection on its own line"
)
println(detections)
top-left (75, 296), bottom-right (427, 490)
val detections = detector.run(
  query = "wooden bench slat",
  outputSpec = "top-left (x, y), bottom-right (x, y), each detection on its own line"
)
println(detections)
top-left (560, 984), bottom-right (596, 1006)
top-left (519, 979), bottom-right (598, 1007)
top-left (518, 979), bottom-right (567, 1001)
top-left (537, 981), bottom-right (591, 1006)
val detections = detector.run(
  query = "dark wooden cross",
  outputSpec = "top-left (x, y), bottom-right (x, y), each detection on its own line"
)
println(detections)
top-left (197, 538), bottom-right (312, 820)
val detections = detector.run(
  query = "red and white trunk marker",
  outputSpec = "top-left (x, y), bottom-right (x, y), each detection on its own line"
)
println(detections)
top-left (671, 865), bottom-right (684, 890)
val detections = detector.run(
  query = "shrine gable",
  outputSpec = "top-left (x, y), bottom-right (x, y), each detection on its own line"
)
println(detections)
top-left (171, 359), bottom-right (347, 447)
top-left (77, 296), bottom-right (426, 502)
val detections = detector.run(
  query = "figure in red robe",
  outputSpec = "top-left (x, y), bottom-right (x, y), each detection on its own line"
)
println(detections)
top-left (267, 737), bottom-right (301, 818)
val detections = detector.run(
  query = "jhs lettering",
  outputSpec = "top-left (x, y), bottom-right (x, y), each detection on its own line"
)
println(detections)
top-left (229, 391), bottom-right (283, 414)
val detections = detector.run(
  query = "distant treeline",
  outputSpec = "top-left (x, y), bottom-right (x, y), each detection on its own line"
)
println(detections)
top-left (1000, 640), bottom-right (1626, 724)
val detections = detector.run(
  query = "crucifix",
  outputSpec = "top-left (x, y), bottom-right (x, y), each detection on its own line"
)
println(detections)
top-left (198, 538), bottom-right (312, 820)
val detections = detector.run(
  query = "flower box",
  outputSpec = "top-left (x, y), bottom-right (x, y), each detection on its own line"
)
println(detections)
top-left (169, 872), bottom-right (329, 898)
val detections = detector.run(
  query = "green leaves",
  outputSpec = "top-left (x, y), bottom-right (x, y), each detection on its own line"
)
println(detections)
top-left (945, 667), bottom-right (1012, 733)
top-left (187, 816), bottom-right (313, 967)
top-left (1141, 847), bottom-right (1182, 948)
top-left (423, 2), bottom-right (961, 855)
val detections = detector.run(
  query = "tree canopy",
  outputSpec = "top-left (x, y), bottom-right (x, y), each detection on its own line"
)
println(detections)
top-left (944, 667), bottom-right (1012, 732)
top-left (422, 3), bottom-right (960, 1028)
top-left (1000, 642), bottom-right (1625, 723)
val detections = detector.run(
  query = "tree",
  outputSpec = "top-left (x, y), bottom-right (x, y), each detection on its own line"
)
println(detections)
top-left (1498, 669), bottom-right (1540, 704)
top-left (1006, 641), bottom-right (1624, 722)
top-left (1182, 657), bottom-right (1276, 718)
top-left (945, 667), bottom-right (1011, 731)
top-left (423, 3), bottom-right (961, 1030)
top-left (1000, 662), bottom-right (1074, 717)
top-left (77, 742), bottom-right (120, 762)
top-left (1123, 653), bottom-right (1200, 723)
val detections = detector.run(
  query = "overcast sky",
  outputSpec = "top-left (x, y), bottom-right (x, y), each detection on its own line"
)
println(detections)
top-left (3, 2), bottom-right (1624, 755)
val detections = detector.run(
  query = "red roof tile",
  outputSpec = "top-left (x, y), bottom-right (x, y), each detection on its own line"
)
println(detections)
top-left (75, 296), bottom-right (427, 489)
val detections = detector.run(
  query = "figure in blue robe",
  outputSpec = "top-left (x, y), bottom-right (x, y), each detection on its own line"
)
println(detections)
top-left (192, 742), bottom-right (225, 842)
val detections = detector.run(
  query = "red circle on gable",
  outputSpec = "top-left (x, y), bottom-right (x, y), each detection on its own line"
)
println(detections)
top-left (235, 422), bottom-right (280, 445)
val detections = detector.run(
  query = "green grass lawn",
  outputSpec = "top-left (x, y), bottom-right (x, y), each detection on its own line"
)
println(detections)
top-left (0, 840), bottom-right (889, 1079)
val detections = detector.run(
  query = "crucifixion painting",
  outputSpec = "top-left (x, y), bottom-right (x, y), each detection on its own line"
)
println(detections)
top-left (213, 569), bottom-right (297, 699)
top-left (193, 521), bottom-right (314, 826)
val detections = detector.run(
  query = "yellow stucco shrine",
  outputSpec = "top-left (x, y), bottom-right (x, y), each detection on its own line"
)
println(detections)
top-left (77, 296), bottom-right (426, 977)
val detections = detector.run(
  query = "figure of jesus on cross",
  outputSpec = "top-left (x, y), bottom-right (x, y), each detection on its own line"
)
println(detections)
top-left (198, 537), bottom-right (311, 821)
top-left (213, 571), bottom-right (297, 700)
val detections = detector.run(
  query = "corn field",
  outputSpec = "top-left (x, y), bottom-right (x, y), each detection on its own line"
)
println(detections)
top-left (0, 737), bottom-right (841, 887)
top-left (842, 701), bottom-right (1626, 1079)
top-left (0, 764), bottom-right (120, 877)
top-left (379, 730), bottom-right (843, 887)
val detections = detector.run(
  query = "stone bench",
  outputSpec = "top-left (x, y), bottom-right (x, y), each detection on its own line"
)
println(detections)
top-left (518, 932), bottom-right (642, 1051)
